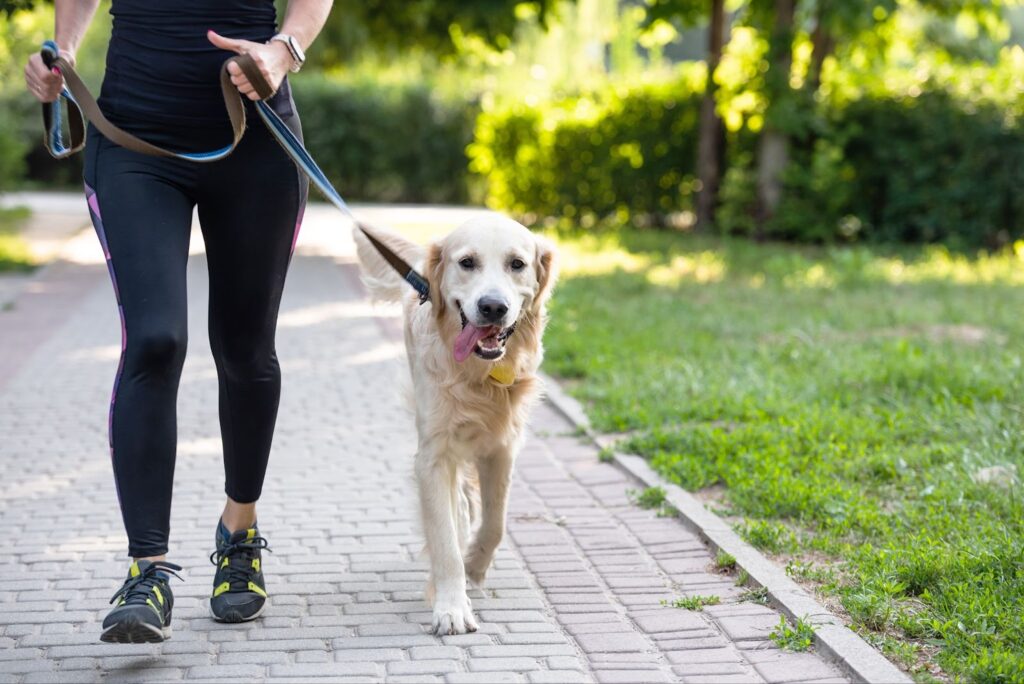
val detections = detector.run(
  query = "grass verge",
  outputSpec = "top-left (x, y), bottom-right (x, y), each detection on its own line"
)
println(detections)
top-left (0, 207), bottom-right (34, 272)
top-left (543, 229), bottom-right (1024, 682)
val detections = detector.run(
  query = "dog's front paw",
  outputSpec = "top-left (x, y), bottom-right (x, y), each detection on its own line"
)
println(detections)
top-left (431, 593), bottom-right (478, 635)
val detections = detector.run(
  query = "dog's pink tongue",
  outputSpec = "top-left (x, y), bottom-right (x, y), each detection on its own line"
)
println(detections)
top-left (454, 324), bottom-right (491, 362)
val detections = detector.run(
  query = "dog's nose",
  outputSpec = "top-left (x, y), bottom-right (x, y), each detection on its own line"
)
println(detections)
top-left (477, 296), bottom-right (509, 323)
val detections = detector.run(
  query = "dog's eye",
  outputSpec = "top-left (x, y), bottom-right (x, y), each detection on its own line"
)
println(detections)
top-left (510, 258), bottom-right (526, 271)
top-left (459, 257), bottom-right (476, 270)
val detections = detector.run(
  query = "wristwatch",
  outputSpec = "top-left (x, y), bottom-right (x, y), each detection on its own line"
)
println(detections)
top-left (269, 34), bottom-right (305, 73)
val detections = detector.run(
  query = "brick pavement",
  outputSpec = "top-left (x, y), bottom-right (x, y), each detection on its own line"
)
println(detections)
top-left (0, 204), bottom-right (850, 683)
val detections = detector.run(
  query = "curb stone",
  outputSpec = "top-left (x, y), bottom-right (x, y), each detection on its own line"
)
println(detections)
top-left (540, 372), bottom-right (912, 684)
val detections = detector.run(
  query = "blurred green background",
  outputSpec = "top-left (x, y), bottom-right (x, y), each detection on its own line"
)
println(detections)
top-left (3, 0), bottom-right (1024, 248)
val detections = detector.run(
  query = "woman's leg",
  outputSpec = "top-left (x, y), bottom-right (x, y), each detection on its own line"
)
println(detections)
top-left (196, 115), bottom-right (306, 520)
top-left (195, 109), bottom-right (306, 623)
top-left (84, 132), bottom-right (196, 560)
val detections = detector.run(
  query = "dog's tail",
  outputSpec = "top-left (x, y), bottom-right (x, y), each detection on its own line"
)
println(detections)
top-left (351, 223), bottom-right (426, 303)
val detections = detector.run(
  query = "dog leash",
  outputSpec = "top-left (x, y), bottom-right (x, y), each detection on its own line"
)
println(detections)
top-left (38, 39), bottom-right (431, 303)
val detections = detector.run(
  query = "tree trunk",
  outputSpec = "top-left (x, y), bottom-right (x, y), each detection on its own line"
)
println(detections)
top-left (806, 7), bottom-right (834, 95)
top-left (755, 0), bottom-right (796, 232)
top-left (695, 0), bottom-right (726, 231)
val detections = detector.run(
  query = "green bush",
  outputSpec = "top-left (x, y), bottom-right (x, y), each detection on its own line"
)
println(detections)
top-left (291, 76), bottom-right (478, 204)
top-left (474, 77), bottom-right (1024, 249)
top-left (470, 75), bottom-right (703, 225)
top-left (836, 92), bottom-right (1024, 249)
top-left (723, 91), bottom-right (1024, 249)
top-left (0, 100), bottom-right (27, 190)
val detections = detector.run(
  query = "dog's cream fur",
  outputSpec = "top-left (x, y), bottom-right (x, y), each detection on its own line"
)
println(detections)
top-left (353, 216), bottom-right (557, 635)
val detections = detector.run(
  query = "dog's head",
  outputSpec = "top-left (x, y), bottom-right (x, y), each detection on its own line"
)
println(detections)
top-left (427, 216), bottom-right (557, 363)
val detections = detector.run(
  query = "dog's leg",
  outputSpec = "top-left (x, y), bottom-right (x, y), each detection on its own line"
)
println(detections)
top-left (464, 447), bottom-right (514, 587)
top-left (416, 448), bottom-right (479, 635)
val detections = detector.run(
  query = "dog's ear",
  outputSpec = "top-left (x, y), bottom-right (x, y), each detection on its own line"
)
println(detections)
top-left (532, 235), bottom-right (558, 311)
top-left (426, 242), bottom-right (447, 318)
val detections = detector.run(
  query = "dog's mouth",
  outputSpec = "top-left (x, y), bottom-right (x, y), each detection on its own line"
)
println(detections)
top-left (454, 304), bottom-right (513, 362)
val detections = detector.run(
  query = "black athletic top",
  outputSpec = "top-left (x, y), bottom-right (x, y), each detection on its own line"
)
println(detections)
top-left (98, 0), bottom-right (294, 151)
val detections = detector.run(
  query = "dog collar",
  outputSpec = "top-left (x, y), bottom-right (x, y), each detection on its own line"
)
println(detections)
top-left (488, 362), bottom-right (516, 386)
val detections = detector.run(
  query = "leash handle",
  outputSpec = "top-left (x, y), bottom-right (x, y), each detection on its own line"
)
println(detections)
top-left (40, 40), bottom-right (85, 159)
top-left (39, 42), bottom-right (271, 162)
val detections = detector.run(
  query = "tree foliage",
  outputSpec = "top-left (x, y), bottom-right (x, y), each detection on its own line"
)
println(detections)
top-left (0, 0), bottom-right (40, 16)
top-left (312, 0), bottom-right (560, 66)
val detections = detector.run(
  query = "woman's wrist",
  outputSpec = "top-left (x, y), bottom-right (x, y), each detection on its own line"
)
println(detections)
top-left (267, 38), bottom-right (297, 72)
top-left (57, 48), bottom-right (77, 67)
top-left (266, 40), bottom-right (294, 74)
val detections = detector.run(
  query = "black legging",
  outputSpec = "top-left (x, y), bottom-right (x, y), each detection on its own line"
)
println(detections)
top-left (83, 111), bottom-right (307, 558)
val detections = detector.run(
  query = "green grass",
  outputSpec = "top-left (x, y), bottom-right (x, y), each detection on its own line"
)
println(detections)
top-left (629, 486), bottom-right (666, 509)
top-left (543, 230), bottom-right (1024, 682)
top-left (628, 486), bottom-right (679, 517)
top-left (663, 594), bottom-right (721, 610)
top-left (0, 207), bottom-right (34, 272)
top-left (770, 615), bottom-right (816, 651)
top-left (715, 550), bottom-right (737, 572)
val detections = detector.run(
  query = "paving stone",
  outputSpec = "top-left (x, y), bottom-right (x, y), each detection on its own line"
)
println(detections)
top-left (387, 659), bottom-right (462, 675)
top-left (715, 613), bottom-right (783, 642)
top-left (498, 633), bottom-right (570, 645)
top-left (573, 632), bottom-right (654, 654)
top-left (187, 664), bottom-right (268, 679)
top-left (334, 648), bottom-right (405, 662)
top-left (547, 656), bottom-right (586, 671)
top-left (410, 646), bottom-right (465, 661)
top-left (217, 651), bottom-right (290, 665)
top-left (593, 670), bottom-right (672, 683)
top-left (268, 662), bottom-right (382, 677)
top-left (632, 611), bottom-right (710, 634)
top-left (672, 661), bottom-right (753, 676)
top-left (467, 657), bottom-right (542, 672)
top-left (681, 674), bottom-right (767, 684)
top-left (528, 672), bottom-right (590, 683)
top-left (665, 648), bottom-right (742, 664)
top-left (469, 645), bottom-right (578, 659)
top-left (750, 651), bottom-right (846, 683)
top-left (447, 673), bottom-right (523, 683)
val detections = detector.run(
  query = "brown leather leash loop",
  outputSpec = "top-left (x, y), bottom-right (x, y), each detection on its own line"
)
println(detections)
top-left (42, 44), bottom-right (265, 161)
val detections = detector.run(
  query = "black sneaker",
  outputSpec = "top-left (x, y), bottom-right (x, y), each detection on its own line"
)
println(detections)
top-left (209, 520), bottom-right (270, 623)
top-left (101, 560), bottom-right (182, 643)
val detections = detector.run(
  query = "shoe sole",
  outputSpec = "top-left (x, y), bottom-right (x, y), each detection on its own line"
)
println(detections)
top-left (99, 614), bottom-right (170, 644)
top-left (209, 600), bottom-right (265, 624)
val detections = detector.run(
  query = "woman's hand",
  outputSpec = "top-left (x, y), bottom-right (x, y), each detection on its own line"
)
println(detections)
top-left (24, 50), bottom-right (75, 103)
top-left (207, 30), bottom-right (293, 101)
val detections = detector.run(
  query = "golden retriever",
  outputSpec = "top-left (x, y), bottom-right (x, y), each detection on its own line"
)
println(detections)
top-left (353, 215), bottom-right (557, 635)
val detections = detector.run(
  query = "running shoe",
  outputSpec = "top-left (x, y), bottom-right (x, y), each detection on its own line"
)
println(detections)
top-left (209, 520), bottom-right (270, 622)
top-left (101, 560), bottom-right (182, 643)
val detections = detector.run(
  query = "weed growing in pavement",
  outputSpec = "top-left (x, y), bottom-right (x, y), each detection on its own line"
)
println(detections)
top-left (662, 595), bottom-right (721, 611)
top-left (770, 616), bottom-right (815, 651)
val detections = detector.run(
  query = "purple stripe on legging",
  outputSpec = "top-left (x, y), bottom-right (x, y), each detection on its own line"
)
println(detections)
top-left (290, 178), bottom-right (305, 258)
top-left (290, 197), bottom-right (306, 256)
top-left (84, 183), bottom-right (126, 464)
